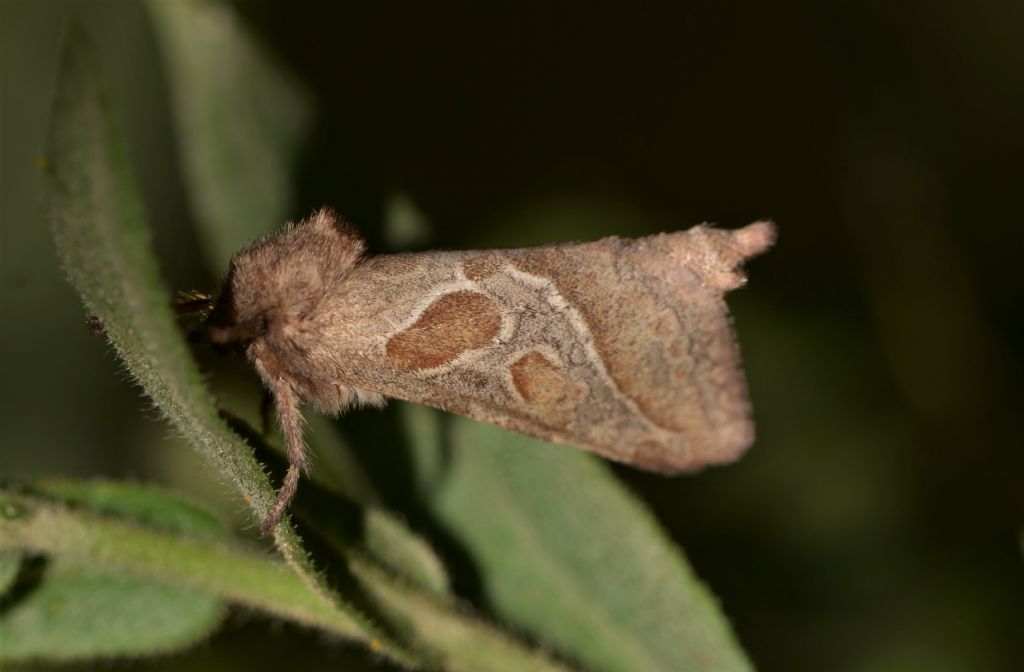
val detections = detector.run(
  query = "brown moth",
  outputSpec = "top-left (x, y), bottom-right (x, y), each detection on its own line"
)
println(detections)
top-left (205, 208), bottom-right (775, 534)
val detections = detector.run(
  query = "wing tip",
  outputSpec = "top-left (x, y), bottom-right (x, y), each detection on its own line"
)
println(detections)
top-left (733, 220), bottom-right (777, 259)
top-left (627, 420), bottom-right (756, 475)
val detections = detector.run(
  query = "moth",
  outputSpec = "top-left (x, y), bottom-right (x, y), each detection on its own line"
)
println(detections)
top-left (201, 208), bottom-right (775, 534)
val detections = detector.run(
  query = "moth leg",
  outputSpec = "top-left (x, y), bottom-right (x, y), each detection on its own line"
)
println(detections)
top-left (259, 379), bottom-right (310, 535)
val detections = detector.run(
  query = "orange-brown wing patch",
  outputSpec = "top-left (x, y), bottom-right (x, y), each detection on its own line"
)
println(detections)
top-left (509, 351), bottom-right (583, 428)
top-left (387, 290), bottom-right (501, 370)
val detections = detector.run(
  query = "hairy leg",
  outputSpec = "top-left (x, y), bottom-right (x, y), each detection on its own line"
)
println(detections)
top-left (259, 379), bottom-right (309, 535)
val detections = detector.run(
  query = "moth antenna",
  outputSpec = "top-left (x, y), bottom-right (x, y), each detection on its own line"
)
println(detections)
top-left (172, 290), bottom-right (216, 319)
top-left (259, 379), bottom-right (310, 535)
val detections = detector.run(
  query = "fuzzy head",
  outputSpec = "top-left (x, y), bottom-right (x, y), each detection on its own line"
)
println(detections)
top-left (206, 208), bottom-right (365, 347)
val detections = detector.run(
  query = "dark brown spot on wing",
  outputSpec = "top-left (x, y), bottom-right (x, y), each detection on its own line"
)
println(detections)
top-left (387, 291), bottom-right (501, 370)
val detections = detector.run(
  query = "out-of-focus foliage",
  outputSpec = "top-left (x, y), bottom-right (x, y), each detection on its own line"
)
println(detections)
top-left (0, 482), bottom-right (229, 664)
top-left (146, 0), bottom-right (312, 270)
top-left (2, 0), bottom-right (1022, 670)
top-left (0, 558), bottom-right (223, 663)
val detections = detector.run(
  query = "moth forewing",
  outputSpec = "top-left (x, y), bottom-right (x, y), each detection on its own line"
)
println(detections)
top-left (207, 208), bottom-right (774, 533)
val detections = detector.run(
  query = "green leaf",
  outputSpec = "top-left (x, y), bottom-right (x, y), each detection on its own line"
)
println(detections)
top-left (1, 483), bottom-right (226, 664)
top-left (404, 404), bottom-right (754, 672)
top-left (0, 488), bottom-right (373, 648)
top-left (0, 559), bottom-right (223, 664)
top-left (24, 477), bottom-right (225, 539)
top-left (43, 22), bottom-right (409, 663)
top-left (292, 501), bottom-right (572, 671)
top-left (360, 508), bottom-right (450, 597)
top-left (145, 0), bottom-right (313, 269)
top-left (0, 552), bottom-right (21, 595)
top-left (347, 558), bottom-right (572, 672)
top-left (2, 484), bottom-right (573, 672)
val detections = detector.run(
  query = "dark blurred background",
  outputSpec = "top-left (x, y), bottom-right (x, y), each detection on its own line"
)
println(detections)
top-left (2, 1), bottom-right (1022, 670)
